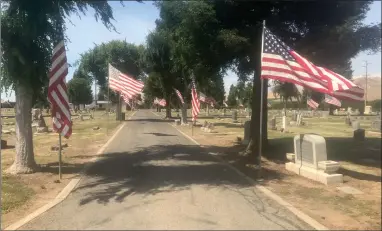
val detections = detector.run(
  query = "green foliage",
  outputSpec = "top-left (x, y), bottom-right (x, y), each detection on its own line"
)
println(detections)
top-left (0, 0), bottom-right (116, 95)
top-left (370, 99), bottom-right (381, 111)
top-left (67, 78), bottom-right (93, 106)
top-left (227, 84), bottom-right (237, 107)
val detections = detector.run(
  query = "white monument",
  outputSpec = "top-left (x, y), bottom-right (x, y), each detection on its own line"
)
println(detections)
top-left (285, 134), bottom-right (343, 185)
top-left (364, 105), bottom-right (372, 115)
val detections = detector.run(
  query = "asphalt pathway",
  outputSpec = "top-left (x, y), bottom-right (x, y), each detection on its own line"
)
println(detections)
top-left (20, 110), bottom-right (312, 230)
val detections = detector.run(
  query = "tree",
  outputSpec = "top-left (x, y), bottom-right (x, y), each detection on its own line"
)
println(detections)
top-left (74, 40), bottom-right (146, 119)
top-left (227, 84), bottom-right (237, 107)
top-left (67, 78), bottom-right (93, 109)
top-left (272, 81), bottom-right (301, 114)
top-left (155, 0), bottom-right (381, 165)
top-left (1, 0), bottom-right (117, 174)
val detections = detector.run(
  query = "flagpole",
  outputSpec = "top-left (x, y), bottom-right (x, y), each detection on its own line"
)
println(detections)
top-left (107, 81), bottom-right (110, 135)
top-left (258, 20), bottom-right (266, 178)
top-left (58, 133), bottom-right (62, 180)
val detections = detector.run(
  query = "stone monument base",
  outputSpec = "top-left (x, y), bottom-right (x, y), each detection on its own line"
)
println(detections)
top-left (285, 162), bottom-right (343, 185)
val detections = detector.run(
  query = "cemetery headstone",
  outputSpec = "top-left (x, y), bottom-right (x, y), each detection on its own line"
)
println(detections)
top-left (232, 110), bottom-right (238, 122)
top-left (364, 106), bottom-right (372, 115)
top-left (36, 114), bottom-right (48, 133)
top-left (351, 120), bottom-right (361, 130)
top-left (285, 134), bottom-right (343, 185)
top-left (291, 111), bottom-right (298, 121)
top-left (242, 121), bottom-right (251, 145)
top-left (371, 119), bottom-right (381, 132)
top-left (222, 108), bottom-right (226, 116)
top-left (269, 116), bottom-right (277, 130)
top-left (353, 129), bottom-right (365, 141)
top-left (282, 115), bottom-right (287, 131)
top-left (334, 109), bottom-right (339, 115)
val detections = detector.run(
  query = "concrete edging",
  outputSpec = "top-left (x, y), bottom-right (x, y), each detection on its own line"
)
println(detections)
top-left (4, 111), bottom-right (136, 231)
top-left (167, 117), bottom-right (328, 231)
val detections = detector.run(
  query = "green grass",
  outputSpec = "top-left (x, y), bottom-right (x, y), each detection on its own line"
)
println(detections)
top-left (1, 175), bottom-right (34, 214)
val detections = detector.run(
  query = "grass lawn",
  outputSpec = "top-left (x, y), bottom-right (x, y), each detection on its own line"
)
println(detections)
top-left (157, 109), bottom-right (381, 230)
top-left (1, 110), bottom-right (129, 228)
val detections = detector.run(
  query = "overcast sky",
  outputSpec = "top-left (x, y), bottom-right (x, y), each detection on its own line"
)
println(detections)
top-left (1, 1), bottom-right (381, 101)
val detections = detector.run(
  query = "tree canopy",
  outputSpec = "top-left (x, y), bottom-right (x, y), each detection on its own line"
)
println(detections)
top-left (67, 78), bottom-right (93, 107)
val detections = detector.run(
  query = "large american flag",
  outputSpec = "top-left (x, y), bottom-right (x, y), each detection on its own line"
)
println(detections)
top-left (48, 41), bottom-right (72, 138)
top-left (307, 98), bottom-right (319, 110)
top-left (108, 64), bottom-right (144, 99)
top-left (174, 88), bottom-right (185, 104)
top-left (324, 94), bottom-right (341, 107)
top-left (261, 27), bottom-right (364, 101)
top-left (191, 78), bottom-right (200, 121)
top-left (199, 92), bottom-right (207, 103)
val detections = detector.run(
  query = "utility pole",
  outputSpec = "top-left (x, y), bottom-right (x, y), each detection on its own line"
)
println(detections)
top-left (362, 60), bottom-right (371, 109)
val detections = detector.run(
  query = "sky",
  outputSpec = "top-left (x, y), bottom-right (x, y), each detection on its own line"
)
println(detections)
top-left (1, 1), bottom-right (381, 101)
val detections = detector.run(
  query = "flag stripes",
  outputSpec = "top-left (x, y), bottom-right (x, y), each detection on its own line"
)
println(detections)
top-left (191, 78), bottom-right (200, 121)
top-left (48, 41), bottom-right (72, 138)
top-left (108, 64), bottom-right (144, 99)
top-left (174, 88), bottom-right (185, 104)
top-left (307, 98), bottom-right (319, 110)
top-left (261, 27), bottom-right (364, 101)
top-left (324, 94), bottom-right (341, 107)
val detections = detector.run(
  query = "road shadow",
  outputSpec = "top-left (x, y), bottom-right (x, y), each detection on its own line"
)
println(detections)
top-left (39, 161), bottom-right (85, 175)
top-left (73, 144), bottom-right (284, 206)
top-left (1, 144), bottom-right (15, 150)
top-left (264, 136), bottom-right (381, 168)
top-left (143, 133), bottom-right (176, 137)
top-left (125, 119), bottom-right (169, 123)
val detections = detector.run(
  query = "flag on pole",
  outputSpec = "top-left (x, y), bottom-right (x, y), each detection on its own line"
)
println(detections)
top-left (191, 77), bottom-right (200, 121)
top-left (324, 94), bottom-right (341, 107)
top-left (199, 92), bottom-right (206, 102)
top-left (307, 98), bottom-right (319, 110)
top-left (261, 27), bottom-right (364, 101)
top-left (108, 64), bottom-right (144, 98)
top-left (48, 41), bottom-right (72, 138)
top-left (153, 98), bottom-right (166, 107)
top-left (174, 88), bottom-right (185, 104)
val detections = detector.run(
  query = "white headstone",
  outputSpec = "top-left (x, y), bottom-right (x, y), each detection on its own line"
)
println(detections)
top-left (293, 134), bottom-right (327, 169)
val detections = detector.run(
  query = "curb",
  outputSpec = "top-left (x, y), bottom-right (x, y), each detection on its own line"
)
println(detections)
top-left (4, 111), bottom-right (136, 231)
top-left (169, 121), bottom-right (328, 231)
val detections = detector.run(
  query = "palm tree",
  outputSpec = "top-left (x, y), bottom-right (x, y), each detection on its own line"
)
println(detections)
top-left (272, 81), bottom-right (301, 115)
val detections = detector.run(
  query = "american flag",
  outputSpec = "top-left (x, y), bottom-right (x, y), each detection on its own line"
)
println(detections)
top-left (174, 88), bottom-right (185, 104)
top-left (48, 41), bottom-right (72, 138)
top-left (261, 27), bottom-right (364, 101)
top-left (191, 78), bottom-right (200, 121)
top-left (307, 98), bottom-right (319, 110)
top-left (122, 94), bottom-right (131, 107)
top-left (199, 92), bottom-right (206, 103)
top-left (108, 64), bottom-right (144, 98)
top-left (154, 98), bottom-right (166, 107)
top-left (205, 97), bottom-right (217, 107)
top-left (324, 94), bottom-right (341, 107)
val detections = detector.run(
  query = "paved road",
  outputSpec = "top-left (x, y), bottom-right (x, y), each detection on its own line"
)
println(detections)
top-left (20, 110), bottom-right (312, 230)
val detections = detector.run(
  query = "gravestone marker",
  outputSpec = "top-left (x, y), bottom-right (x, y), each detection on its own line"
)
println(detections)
top-left (286, 134), bottom-right (343, 185)
top-left (371, 119), bottom-right (381, 131)
top-left (351, 121), bottom-right (360, 130)
top-left (269, 116), bottom-right (277, 130)
top-left (232, 110), bottom-right (238, 122)
top-left (291, 111), bottom-right (298, 121)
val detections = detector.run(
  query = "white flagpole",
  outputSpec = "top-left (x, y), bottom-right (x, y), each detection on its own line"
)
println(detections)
top-left (258, 20), bottom-right (266, 175)
top-left (58, 133), bottom-right (62, 180)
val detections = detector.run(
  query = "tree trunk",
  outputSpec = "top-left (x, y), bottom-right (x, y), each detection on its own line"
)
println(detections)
top-left (165, 95), bottom-right (172, 118)
top-left (206, 104), bottom-right (210, 116)
top-left (6, 84), bottom-right (38, 174)
top-left (181, 103), bottom-right (188, 124)
top-left (244, 70), bottom-right (262, 164)
top-left (115, 93), bottom-right (121, 121)
top-left (261, 79), bottom-right (268, 150)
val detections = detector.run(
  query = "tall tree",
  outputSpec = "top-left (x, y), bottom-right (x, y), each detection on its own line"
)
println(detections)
top-left (227, 84), bottom-right (238, 107)
top-left (1, 0), bottom-right (116, 174)
top-left (67, 78), bottom-right (93, 109)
